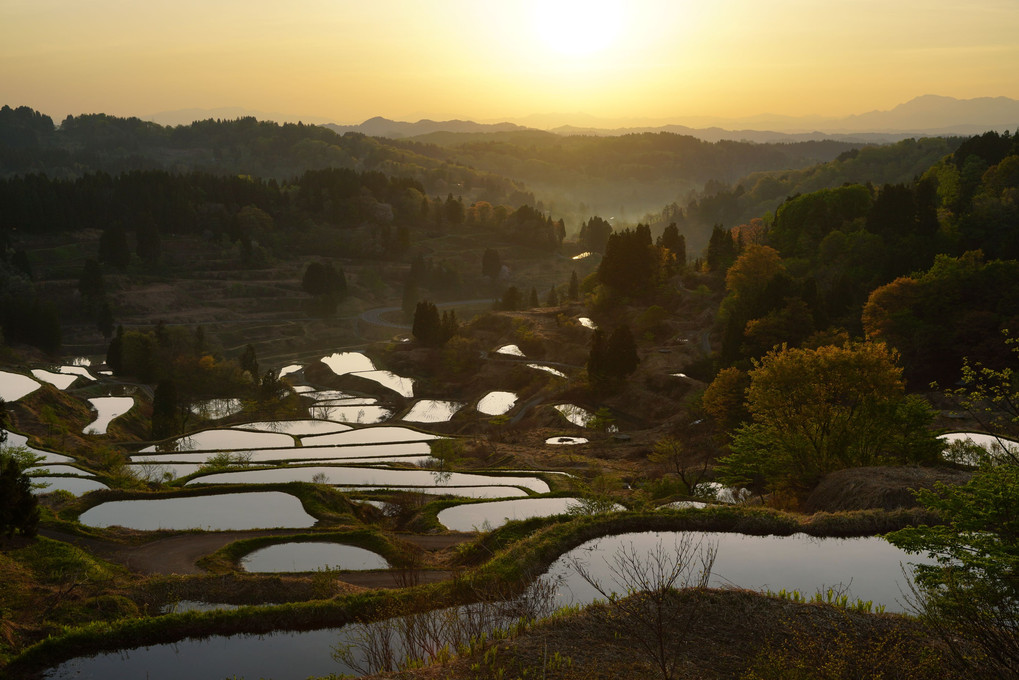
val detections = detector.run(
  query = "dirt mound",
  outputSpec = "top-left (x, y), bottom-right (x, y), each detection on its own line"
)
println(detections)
top-left (804, 466), bottom-right (972, 513)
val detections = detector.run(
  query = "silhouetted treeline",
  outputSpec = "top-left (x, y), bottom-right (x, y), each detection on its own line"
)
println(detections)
top-left (0, 106), bottom-right (529, 206)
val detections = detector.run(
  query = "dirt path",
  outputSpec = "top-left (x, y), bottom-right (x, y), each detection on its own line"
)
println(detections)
top-left (41, 528), bottom-right (476, 576)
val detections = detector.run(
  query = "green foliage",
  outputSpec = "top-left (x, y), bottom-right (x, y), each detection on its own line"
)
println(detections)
top-left (864, 254), bottom-right (1019, 386)
top-left (0, 449), bottom-right (40, 538)
top-left (718, 342), bottom-right (941, 496)
top-left (886, 342), bottom-right (1019, 677)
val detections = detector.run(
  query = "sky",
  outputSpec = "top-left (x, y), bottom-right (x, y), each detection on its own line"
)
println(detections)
top-left (2, 0), bottom-right (1018, 126)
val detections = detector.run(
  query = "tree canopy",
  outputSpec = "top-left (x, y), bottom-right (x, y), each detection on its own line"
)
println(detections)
top-left (717, 341), bottom-right (941, 497)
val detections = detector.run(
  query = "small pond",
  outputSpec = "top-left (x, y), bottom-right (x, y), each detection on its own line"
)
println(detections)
top-left (278, 364), bottom-right (303, 378)
top-left (27, 464), bottom-right (89, 476)
top-left (187, 467), bottom-right (550, 494)
top-left (241, 542), bottom-right (390, 572)
top-left (476, 391), bottom-right (517, 416)
top-left (337, 485), bottom-right (529, 499)
top-left (528, 364), bottom-right (566, 378)
top-left (140, 428), bottom-right (296, 452)
top-left (0, 370), bottom-right (41, 401)
top-left (303, 389), bottom-right (359, 401)
top-left (309, 404), bottom-right (393, 424)
top-left (84, 396), bottom-right (135, 435)
top-left (1, 429), bottom-right (73, 464)
top-left (189, 398), bottom-right (244, 420)
top-left (41, 530), bottom-right (936, 680)
top-left (351, 370), bottom-right (415, 398)
top-left (132, 441), bottom-right (432, 465)
top-left (237, 419), bottom-right (351, 436)
top-left (554, 403), bottom-right (593, 427)
top-left (940, 431), bottom-right (1019, 465)
top-left (578, 317), bottom-right (597, 329)
top-left (545, 436), bottom-right (588, 445)
top-left (313, 397), bottom-right (378, 406)
top-left (438, 497), bottom-right (622, 532)
top-left (32, 476), bottom-right (110, 496)
top-left (30, 368), bottom-right (79, 390)
top-left (42, 627), bottom-right (357, 680)
top-left (321, 351), bottom-right (375, 375)
top-left (130, 462), bottom-right (207, 481)
top-left (572, 251), bottom-right (592, 260)
top-left (301, 427), bottom-right (439, 446)
top-left (403, 400), bottom-right (464, 423)
top-left (58, 365), bottom-right (96, 381)
top-left (78, 492), bottom-right (317, 531)
top-left (544, 531), bottom-right (934, 614)
top-left (495, 344), bottom-right (525, 357)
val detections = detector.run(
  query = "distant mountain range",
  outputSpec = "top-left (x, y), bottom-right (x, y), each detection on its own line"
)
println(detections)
top-left (146, 95), bottom-right (1019, 143)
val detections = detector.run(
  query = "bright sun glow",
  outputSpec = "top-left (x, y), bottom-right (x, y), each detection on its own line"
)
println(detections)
top-left (534, 0), bottom-right (625, 57)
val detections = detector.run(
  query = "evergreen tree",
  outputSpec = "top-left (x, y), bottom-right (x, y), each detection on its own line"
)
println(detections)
top-left (500, 286), bottom-right (521, 311)
top-left (528, 287), bottom-right (539, 308)
top-left (440, 310), bottom-right (458, 343)
top-left (0, 455), bottom-right (39, 539)
top-left (401, 277), bottom-right (418, 317)
top-left (568, 270), bottom-right (580, 300)
top-left (545, 286), bottom-right (559, 307)
top-left (240, 344), bottom-right (259, 379)
top-left (481, 248), bottom-right (502, 279)
top-left (606, 325), bottom-right (640, 378)
top-left (587, 328), bottom-right (607, 382)
top-left (151, 379), bottom-right (179, 439)
top-left (106, 325), bottom-right (124, 374)
top-left (96, 302), bottom-right (114, 339)
top-left (412, 301), bottom-right (443, 346)
top-left (99, 224), bottom-right (131, 269)
top-left (78, 258), bottom-right (105, 303)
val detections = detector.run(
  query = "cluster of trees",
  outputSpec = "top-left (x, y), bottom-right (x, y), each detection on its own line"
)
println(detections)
top-left (0, 245), bottom-right (61, 353)
top-left (411, 301), bottom-right (459, 347)
top-left (0, 400), bottom-right (39, 539)
top-left (708, 130), bottom-right (1019, 377)
top-left (301, 260), bottom-right (348, 314)
top-left (863, 252), bottom-right (1019, 386)
top-left (0, 107), bottom-right (530, 208)
top-left (642, 135), bottom-right (964, 258)
top-left (587, 325), bottom-right (639, 387)
top-left (595, 224), bottom-right (685, 300)
top-left (710, 341), bottom-right (941, 498)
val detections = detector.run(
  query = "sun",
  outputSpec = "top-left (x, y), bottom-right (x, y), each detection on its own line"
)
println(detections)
top-left (533, 0), bottom-right (626, 57)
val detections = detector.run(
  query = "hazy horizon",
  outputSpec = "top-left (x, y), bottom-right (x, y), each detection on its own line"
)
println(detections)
top-left (4, 0), bottom-right (1018, 128)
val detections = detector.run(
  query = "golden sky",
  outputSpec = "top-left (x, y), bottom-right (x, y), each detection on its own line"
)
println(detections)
top-left (2, 0), bottom-right (1018, 125)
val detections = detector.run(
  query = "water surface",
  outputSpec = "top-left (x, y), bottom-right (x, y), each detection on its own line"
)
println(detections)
top-left (528, 364), bottom-right (567, 378)
top-left (403, 400), bottom-right (464, 423)
top-left (84, 396), bottom-right (135, 434)
top-left (544, 531), bottom-right (934, 613)
top-left (189, 398), bottom-right (244, 420)
top-left (239, 419), bottom-right (351, 436)
top-left (545, 436), bottom-right (588, 445)
top-left (301, 427), bottom-right (439, 446)
top-left (0, 429), bottom-right (73, 464)
top-left (495, 344), bottom-right (525, 357)
top-left (241, 542), bottom-right (390, 572)
top-left (309, 405), bottom-right (393, 424)
top-left (477, 391), bottom-right (517, 416)
top-left (554, 404), bottom-right (593, 427)
top-left (140, 428), bottom-right (296, 452)
top-left (78, 492), bottom-right (317, 531)
top-left (0, 371), bottom-right (41, 401)
top-left (33, 476), bottom-right (109, 496)
top-left (30, 368), bottom-right (78, 390)
top-left (187, 466), bottom-right (550, 493)
top-left (351, 370), bottom-right (414, 398)
top-left (439, 497), bottom-right (604, 531)
top-left (321, 352), bottom-right (375, 375)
